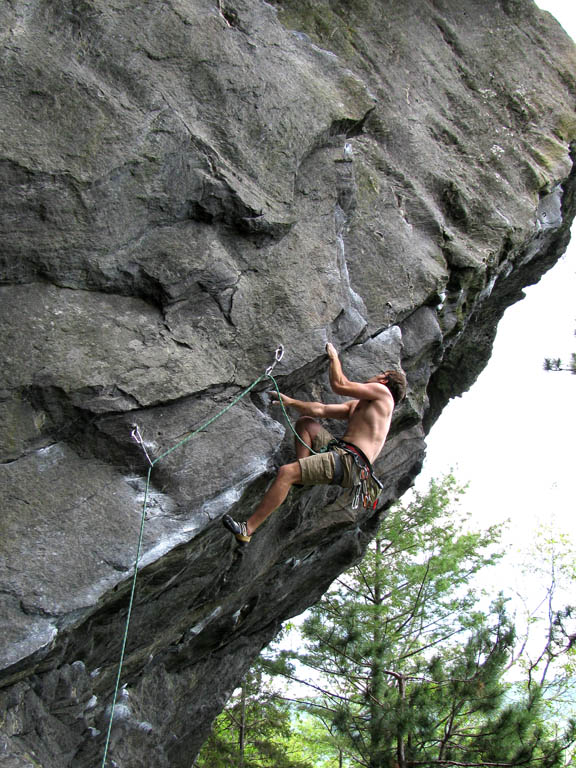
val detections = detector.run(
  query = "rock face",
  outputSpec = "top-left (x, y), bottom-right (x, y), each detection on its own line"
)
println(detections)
top-left (1, 0), bottom-right (575, 765)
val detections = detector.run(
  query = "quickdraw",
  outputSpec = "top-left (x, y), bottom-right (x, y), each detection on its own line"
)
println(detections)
top-left (130, 424), bottom-right (154, 467)
top-left (266, 344), bottom-right (284, 376)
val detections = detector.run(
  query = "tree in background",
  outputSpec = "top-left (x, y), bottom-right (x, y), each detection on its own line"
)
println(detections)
top-left (544, 329), bottom-right (576, 373)
top-left (514, 526), bottom-right (576, 740)
top-left (194, 653), bottom-right (314, 768)
top-left (284, 476), bottom-right (576, 768)
top-left (543, 355), bottom-right (576, 374)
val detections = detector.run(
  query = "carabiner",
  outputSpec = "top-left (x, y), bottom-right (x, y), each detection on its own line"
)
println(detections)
top-left (130, 424), bottom-right (154, 467)
top-left (266, 344), bottom-right (285, 376)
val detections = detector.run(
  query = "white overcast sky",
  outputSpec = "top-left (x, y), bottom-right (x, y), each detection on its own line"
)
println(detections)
top-left (417, 1), bottom-right (576, 559)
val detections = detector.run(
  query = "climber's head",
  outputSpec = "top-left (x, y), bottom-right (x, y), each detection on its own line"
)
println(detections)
top-left (373, 369), bottom-right (407, 404)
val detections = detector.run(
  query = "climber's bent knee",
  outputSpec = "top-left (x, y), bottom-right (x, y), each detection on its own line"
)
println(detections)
top-left (277, 462), bottom-right (302, 485)
top-left (295, 416), bottom-right (320, 432)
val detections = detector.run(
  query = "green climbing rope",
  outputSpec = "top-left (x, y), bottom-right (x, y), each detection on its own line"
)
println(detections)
top-left (265, 371), bottom-right (320, 456)
top-left (101, 346), bottom-right (315, 766)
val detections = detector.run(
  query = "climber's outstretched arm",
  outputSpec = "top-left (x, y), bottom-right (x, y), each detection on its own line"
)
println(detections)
top-left (269, 391), bottom-right (356, 420)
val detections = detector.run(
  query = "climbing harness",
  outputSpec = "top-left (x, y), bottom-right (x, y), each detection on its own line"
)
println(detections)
top-left (101, 346), bottom-right (288, 767)
top-left (329, 439), bottom-right (384, 510)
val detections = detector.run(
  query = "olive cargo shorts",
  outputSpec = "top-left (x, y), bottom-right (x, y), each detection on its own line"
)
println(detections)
top-left (298, 427), bottom-right (356, 488)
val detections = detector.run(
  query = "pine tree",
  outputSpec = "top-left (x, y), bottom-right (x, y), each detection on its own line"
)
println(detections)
top-left (288, 476), bottom-right (576, 768)
top-left (544, 329), bottom-right (576, 373)
top-left (543, 354), bottom-right (576, 374)
top-left (517, 526), bottom-right (576, 735)
top-left (195, 652), bottom-right (314, 768)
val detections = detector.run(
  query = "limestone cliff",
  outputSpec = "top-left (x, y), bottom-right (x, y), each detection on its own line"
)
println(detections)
top-left (1, 0), bottom-right (575, 765)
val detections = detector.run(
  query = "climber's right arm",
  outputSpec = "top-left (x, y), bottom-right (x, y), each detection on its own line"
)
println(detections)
top-left (269, 392), bottom-right (357, 420)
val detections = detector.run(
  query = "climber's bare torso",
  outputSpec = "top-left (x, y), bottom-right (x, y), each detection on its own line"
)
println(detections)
top-left (340, 381), bottom-right (394, 464)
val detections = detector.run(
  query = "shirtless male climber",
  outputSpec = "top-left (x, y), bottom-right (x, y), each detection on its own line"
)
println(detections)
top-left (222, 343), bottom-right (407, 543)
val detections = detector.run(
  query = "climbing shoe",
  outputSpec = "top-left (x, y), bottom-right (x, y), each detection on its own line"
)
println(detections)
top-left (222, 514), bottom-right (251, 543)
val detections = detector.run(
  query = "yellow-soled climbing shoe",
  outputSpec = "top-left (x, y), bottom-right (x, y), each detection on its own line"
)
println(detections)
top-left (222, 514), bottom-right (251, 543)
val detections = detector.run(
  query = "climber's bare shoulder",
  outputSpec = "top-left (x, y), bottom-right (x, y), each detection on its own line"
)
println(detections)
top-left (342, 382), bottom-right (394, 463)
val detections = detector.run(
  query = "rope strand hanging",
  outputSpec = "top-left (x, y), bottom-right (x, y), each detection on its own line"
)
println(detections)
top-left (101, 345), bottom-right (298, 766)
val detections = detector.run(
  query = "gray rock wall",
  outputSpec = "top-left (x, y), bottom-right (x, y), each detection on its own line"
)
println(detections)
top-left (1, 0), bottom-right (575, 765)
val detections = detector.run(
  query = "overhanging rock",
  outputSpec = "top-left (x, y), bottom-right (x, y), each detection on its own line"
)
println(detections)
top-left (1, 0), bottom-right (575, 765)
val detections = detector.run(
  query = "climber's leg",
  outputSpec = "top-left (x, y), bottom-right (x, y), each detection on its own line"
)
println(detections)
top-left (294, 417), bottom-right (329, 459)
top-left (222, 461), bottom-right (301, 542)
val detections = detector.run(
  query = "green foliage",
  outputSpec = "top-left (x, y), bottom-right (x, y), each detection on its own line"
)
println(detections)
top-left (286, 711), bottom-right (352, 768)
top-left (516, 526), bottom-right (576, 730)
top-left (286, 475), bottom-right (576, 768)
top-left (195, 657), bottom-right (314, 768)
top-left (197, 478), bottom-right (576, 767)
